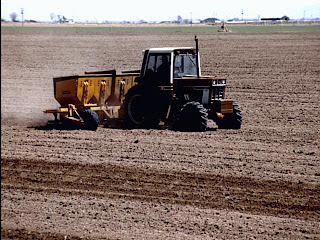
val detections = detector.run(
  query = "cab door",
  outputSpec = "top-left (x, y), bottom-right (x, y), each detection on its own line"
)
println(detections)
top-left (143, 53), bottom-right (173, 120)
top-left (144, 53), bottom-right (171, 86)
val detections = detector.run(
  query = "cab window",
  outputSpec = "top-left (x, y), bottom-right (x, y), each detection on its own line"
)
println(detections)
top-left (145, 54), bottom-right (171, 85)
top-left (174, 53), bottom-right (197, 78)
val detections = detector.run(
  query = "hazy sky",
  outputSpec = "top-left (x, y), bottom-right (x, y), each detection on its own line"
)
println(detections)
top-left (1, 0), bottom-right (320, 22)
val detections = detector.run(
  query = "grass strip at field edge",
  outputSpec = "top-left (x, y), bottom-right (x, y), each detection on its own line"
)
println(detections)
top-left (2, 24), bottom-right (320, 33)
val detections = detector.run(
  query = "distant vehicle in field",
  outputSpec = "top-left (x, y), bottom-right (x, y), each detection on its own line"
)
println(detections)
top-left (44, 36), bottom-right (242, 131)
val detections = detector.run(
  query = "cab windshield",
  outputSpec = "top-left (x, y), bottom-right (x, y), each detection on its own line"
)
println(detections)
top-left (173, 52), bottom-right (197, 78)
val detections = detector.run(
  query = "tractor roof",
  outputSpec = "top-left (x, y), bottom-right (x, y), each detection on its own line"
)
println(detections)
top-left (147, 47), bottom-right (194, 53)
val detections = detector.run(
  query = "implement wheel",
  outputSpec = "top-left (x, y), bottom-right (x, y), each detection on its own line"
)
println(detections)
top-left (80, 109), bottom-right (99, 131)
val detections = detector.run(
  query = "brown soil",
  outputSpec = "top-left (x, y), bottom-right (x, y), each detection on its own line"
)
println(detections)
top-left (1, 26), bottom-right (320, 239)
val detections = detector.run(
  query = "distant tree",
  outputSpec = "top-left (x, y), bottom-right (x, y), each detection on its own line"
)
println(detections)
top-left (183, 18), bottom-right (190, 24)
top-left (10, 12), bottom-right (18, 22)
top-left (50, 13), bottom-right (56, 22)
top-left (177, 15), bottom-right (183, 23)
top-left (138, 19), bottom-right (147, 24)
top-left (57, 14), bottom-right (66, 23)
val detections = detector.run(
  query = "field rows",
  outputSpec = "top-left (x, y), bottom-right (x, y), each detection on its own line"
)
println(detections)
top-left (1, 27), bottom-right (320, 239)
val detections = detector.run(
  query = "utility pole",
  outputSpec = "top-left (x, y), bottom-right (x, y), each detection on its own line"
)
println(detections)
top-left (241, 9), bottom-right (244, 21)
top-left (21, 8), bottom-right (24, 26)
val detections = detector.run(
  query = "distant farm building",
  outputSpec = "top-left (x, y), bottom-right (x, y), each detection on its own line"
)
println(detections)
top-left (261, 16), bottom-right (290, 22)
top-left (227, 18), bottom-right (241, 22)
top-left (201, 18), bottom-right (221, 24)
top-left (64, 18), bottom-right (75, 24)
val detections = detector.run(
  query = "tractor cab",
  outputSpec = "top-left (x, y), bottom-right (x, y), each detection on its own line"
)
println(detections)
top-left (139, 47), bottom-right (200, 86)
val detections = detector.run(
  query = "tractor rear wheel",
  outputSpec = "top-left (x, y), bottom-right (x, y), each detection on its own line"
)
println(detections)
top-left (80, 109), bottom-right (99, 131)
top-left (175, 101), bottom-right (208, 132)
top-left (123, 85), bottom-right (160, 129)
top-left (216, 101), bottom-right (242, 129)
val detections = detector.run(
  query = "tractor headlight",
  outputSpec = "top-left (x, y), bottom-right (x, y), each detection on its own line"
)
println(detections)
top-left (221, 79), bottom-right (226, 84)
top-left (212, 80), bottom-right (217, 85)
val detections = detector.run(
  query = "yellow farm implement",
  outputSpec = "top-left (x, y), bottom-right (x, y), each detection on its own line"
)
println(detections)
top-left (44, 70), bottom-right (138, 130)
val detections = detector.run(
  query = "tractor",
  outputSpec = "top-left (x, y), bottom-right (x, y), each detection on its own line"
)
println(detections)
top-left (44, 36), bottom-right (242, 131)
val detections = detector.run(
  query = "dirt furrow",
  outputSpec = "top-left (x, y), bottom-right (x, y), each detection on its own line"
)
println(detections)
top-left (2, 157), bottom-right (319, 221)
top-left (1, 227), bottom-right (97, 240)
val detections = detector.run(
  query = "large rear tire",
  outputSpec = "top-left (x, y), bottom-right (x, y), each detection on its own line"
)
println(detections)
top-left (123, 85), bottom-right (160, 129)
top-left (175, 101), bottom-right (208, 132)
top-left (80, 109), bottom-right (99, 131)
top-left (216, 101), bottom-right (242, 129)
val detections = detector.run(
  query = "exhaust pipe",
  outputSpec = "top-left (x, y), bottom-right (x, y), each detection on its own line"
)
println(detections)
top-left (195, 35), bottom-right (200, 78)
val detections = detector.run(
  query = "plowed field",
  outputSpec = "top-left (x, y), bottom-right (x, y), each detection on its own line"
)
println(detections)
top-left (1, 25), bottom-right (320, 239)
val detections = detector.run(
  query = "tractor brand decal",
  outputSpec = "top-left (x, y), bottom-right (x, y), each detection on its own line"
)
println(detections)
top-left (62, 90), bottom-right (70, 94)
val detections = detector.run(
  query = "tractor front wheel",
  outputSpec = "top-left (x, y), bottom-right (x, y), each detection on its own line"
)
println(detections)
top-left (216, 101), bottom-right (242, 129)
top-left (175, 101), bottom-right (208, 132)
